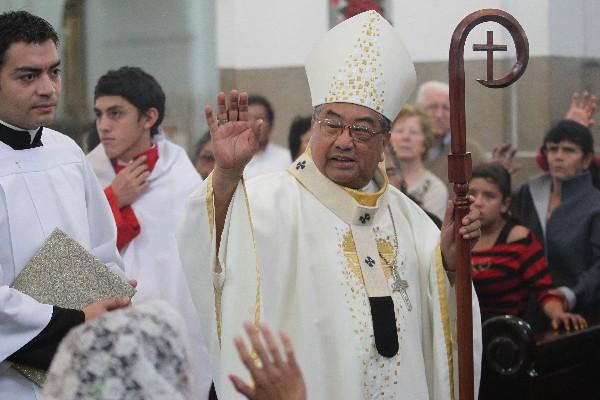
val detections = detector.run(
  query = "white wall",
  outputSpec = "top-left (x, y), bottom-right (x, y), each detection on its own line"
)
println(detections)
top-left (86, 0), bottom-right (218, 147)
top-left (0, 0), bottom-right (66, 28)
top-left (217, 0), bottom-right (328, 69)
top-left (217, 0), bottom-right (599, 69)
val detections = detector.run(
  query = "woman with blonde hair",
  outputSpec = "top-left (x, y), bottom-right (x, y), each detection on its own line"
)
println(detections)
top-left (389, 104), bottom-right (448, 220)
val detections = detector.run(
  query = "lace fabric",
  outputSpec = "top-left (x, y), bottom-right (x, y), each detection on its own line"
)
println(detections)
top-left (42, 300), bottom-right (193, 400)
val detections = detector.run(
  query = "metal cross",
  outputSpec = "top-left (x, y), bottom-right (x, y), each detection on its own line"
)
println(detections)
top-left (473, 30), bottom-right (507, 81)
top-left (391, 269), bottom-right (412, 311)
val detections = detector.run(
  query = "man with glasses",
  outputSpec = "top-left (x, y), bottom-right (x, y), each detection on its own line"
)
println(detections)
top-left (179, 11), bottom-right (482, 399)
top-left (417, 80), bottom-right (485, 188)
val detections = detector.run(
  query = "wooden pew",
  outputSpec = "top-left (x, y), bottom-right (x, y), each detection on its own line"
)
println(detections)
top-left (479, 315), bottom-right (600, 400)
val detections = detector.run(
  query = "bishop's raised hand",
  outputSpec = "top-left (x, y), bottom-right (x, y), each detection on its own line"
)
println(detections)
top-left (205, 90), bottom-right (263, 178)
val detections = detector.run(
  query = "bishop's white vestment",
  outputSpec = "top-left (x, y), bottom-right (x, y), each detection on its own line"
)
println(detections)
top-left (178, 153), bottom-right (482, 399)
top-left (87, 135), bottom-right (212, 398)
top-left (0, 128), bottom-right (124, 400)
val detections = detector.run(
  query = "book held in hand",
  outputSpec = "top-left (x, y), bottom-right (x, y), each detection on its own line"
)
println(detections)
top-left (11, 228), bottom-right (135, 386)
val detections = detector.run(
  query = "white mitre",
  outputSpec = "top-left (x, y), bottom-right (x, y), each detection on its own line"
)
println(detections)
top-left (305, 10), bottom-right (416, 121)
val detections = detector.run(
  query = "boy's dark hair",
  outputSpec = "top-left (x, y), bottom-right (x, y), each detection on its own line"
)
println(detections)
top-left (0, 11), bottom-right (59, 67)
top-left (248, 95), bottom-right (274, 124)
top-left (288, 116), bottom-right (312, 160)
top-left (472, 162), bottom-right (512, 199)
top-left (94, 66), bottom-right (165, 136)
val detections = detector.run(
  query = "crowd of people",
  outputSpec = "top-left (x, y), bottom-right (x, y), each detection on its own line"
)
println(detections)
top-left (1, 8), bottom-right (599, 400)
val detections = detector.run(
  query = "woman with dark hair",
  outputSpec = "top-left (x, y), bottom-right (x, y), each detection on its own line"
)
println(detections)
top-left (512, 120), bottom-right (600, 330)
top-left (470, 163), bottom-right (586, 330)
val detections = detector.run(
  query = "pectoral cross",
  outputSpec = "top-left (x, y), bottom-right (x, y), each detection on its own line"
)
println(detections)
top-left (391, 269), bottom-right (412, 311)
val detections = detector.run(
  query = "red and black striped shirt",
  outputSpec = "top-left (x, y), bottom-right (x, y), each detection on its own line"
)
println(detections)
top-left (471, 220), bottom-right (560, 318)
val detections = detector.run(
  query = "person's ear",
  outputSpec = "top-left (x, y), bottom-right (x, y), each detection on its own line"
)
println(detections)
top-left (142, 107), bottom-right (159, 131)
top-left (583, 153), bottom-right (593, 170)
top-left (500, 196), bottom-right (512, 214)
top-left (382, 134), bottom-right (391, 161)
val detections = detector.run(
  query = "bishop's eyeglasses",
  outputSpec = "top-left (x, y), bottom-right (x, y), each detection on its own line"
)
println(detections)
top-left (315, 118), bottom-right (386, 143)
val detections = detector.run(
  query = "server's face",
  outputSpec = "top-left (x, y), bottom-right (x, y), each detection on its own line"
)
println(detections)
top-left (0, 40), bottom-right (60, 129)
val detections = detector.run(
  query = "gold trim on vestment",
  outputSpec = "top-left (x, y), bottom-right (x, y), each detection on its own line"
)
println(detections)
top-left (342, 230), bottom-right (395, 283)
top-left (240, 178), bottom-right (262, 330)
top-left (435, 246), bottom-right (454, 400)
top-left (342, 165), bottom-right (388, 207)
top-left (206, 173), bottom-right (223, 346)
top-left (206, 174), bottom-right (262, 347)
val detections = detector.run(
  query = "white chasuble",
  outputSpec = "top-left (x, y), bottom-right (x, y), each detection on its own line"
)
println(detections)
top-left (0, 129), bottom-right (124, 400)
top-left (178, 153), bottom-right (482, 400)
top-left (88, 135), bottom-right (212, 398)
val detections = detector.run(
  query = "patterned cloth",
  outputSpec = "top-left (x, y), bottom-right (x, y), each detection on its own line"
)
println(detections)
top-left (42, 300), bottom-right (193, 400)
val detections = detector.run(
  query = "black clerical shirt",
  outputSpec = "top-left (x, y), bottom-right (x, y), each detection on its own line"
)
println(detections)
top-left (0, 122), bottom-right (43, 150)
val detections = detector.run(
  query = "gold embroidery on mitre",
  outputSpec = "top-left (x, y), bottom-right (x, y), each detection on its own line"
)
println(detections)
top-left (327, 13), bottom-right (385, 112)
top-left (342, 230), bottom-right (395, 282)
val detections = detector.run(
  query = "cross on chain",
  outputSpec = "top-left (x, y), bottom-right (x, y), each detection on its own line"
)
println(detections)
top-left (472, 30), bottom-right (507, 82)
top-left (391, 269), bottom-right (412, 311)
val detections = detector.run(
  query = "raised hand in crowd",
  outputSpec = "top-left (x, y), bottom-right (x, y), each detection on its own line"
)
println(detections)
top-left (564, 90), bottom-right (597, 128)
top-left (491, 142), bottom-right (521, 174)
top-left (230, 321), bottom-right (307, 400)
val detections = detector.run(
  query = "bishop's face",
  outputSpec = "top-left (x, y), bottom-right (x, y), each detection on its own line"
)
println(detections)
top-left (310, 103), bottom-right (389, 189)
top-left (0, 40), bottom-right (61, 129)
top-left (94, 95), bottom-right (154, 161)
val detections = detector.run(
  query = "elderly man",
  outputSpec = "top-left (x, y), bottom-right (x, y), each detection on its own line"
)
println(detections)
top-left (179, 11), bottom-right (481, 399)
top-left (417, 81), bottom-right (485, 187)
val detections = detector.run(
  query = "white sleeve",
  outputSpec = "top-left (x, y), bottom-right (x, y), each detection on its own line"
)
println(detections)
top-left (81, 154), bottom-right (125, 274)
top-left (0, 264), bottom-right (52, 362)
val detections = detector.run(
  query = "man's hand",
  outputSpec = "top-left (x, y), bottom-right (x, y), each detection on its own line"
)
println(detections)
top-left (229, 321), bottom-right (307, 400)
top-left (565, 91), bottom-right (597, 128)
top-left (82, 297), bottom-right (130, 322)
top-left (491, 142), bottom-right (520, 174)
top-left (205, 90), bottom-right (263, 180)
top-left (440, 198), bottom-right (481, 276)
top-left (111, 156), bottom-right (150, 208)
top-left (206, 90), bottom-right (263, 252)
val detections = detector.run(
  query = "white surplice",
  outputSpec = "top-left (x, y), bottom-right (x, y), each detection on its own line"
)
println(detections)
top-left (178, 152), bottom-right (482, 400)
top-left (243, 142), bottom-right (291, 180)
top-left (87, 135), bottom-right (212, 398)
top-left (0, 128), bottom-right (124, 400)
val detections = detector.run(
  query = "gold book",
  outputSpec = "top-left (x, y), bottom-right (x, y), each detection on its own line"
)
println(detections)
top-left (10, 228), bottom-right (135, 387)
